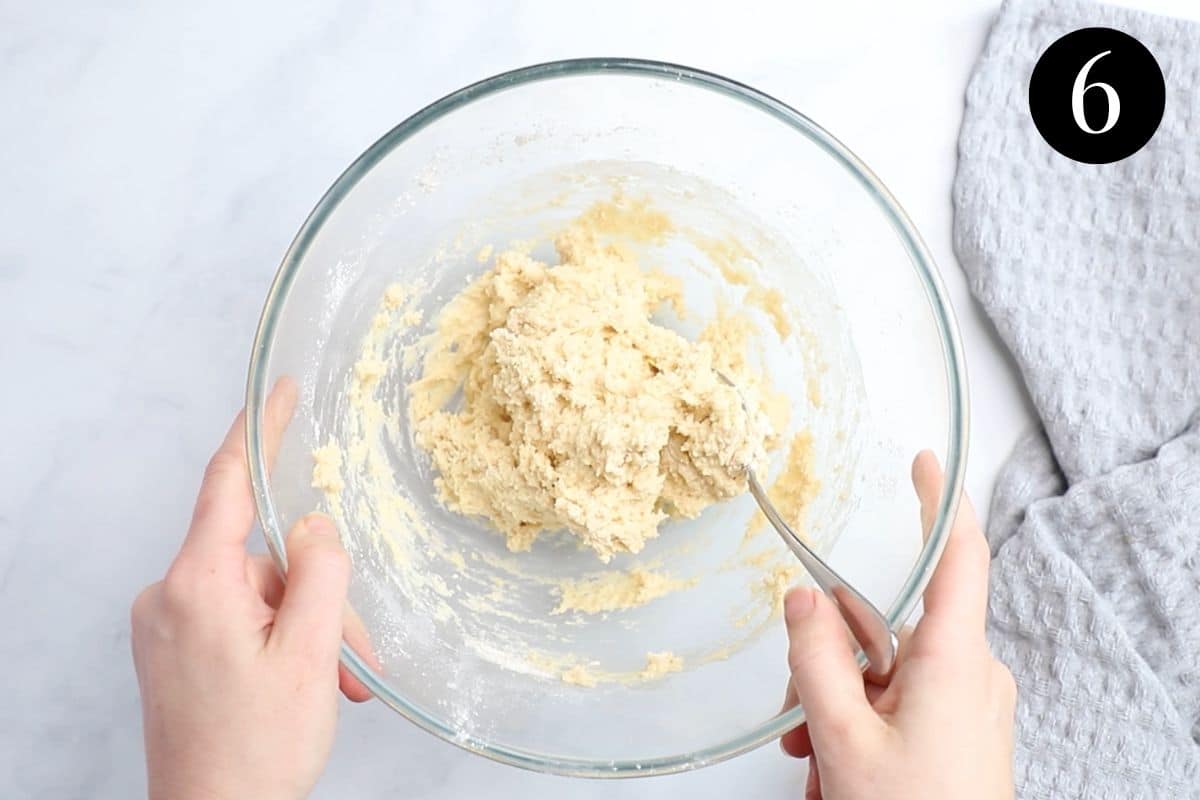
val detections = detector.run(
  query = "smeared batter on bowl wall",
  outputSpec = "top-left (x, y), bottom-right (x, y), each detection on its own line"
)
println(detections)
top-left (309, 194), bottom-right (828, 689)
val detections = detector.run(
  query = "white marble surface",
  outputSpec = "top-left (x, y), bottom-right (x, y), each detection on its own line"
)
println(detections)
top-left (4, 0), bottom-right (1196, 797)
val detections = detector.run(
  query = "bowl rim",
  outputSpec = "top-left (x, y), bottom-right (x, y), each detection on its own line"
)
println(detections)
top-left (246, 56), bottom-right (968, 779)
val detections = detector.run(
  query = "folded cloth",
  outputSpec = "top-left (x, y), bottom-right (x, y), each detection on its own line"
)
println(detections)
top-left (953, 0), bottom-right (1200, 796)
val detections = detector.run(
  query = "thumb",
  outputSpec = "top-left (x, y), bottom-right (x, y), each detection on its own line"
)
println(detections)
top-left (784, 587), bottom-right (882, 755)
top-left (270, 514), bottom-right (351, 658)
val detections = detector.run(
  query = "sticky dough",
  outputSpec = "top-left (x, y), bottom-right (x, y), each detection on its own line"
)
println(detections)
top-left (408, 220), bottom-right (774, 561)
top-left (307, 195), bottom-right (828, 689)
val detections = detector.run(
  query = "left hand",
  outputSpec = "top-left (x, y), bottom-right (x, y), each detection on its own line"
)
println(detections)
top-left (131, 378), bottom-right (373, 800)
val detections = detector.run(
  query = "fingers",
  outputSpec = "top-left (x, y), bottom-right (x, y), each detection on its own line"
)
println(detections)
top-left (892, 624), bottom-right (916, 668)
top-left (257, 377), bottom-right (298, 473)
top-left (181, 377), bottom-right (298, 567)
top-left (805, 758), bottom-right (821, 800)
top-left (339, 664), bottom-right (374, 703)
top-left (911, 451), bottom-right (990, 651)
top-left (781, 681), bottom-right (892, 758)
top-left (783, 587), bottom-right (883, 755)
top-left (339, 605), bottom-right (379, 703)
top-left (246, 554), bottom-right (286, 611)
top-left (778, 678), bottom-right (812, 757)
top-left (991, 659), bottom-right (1019, 719)
top-left (251, 547), bottom-right (375, 702)
top-left (914, 450), bottom-right (941, 541)
top-left (781, 623), bottom-right (918, 759)
top-left (269, 514), bottom-right (351, 660)
top-left (781, 725), bottom-right (812, 759)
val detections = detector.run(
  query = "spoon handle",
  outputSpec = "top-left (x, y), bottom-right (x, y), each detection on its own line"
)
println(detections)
top-left (746, 471), bottom-right (897, 682)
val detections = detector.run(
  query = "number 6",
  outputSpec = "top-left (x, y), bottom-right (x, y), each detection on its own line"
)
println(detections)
top-left (1072, 51), bottom-right (1119, 134)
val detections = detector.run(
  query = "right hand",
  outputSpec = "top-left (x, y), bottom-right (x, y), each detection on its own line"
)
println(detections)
top-left (779, 451), bottom-right (1016, 799)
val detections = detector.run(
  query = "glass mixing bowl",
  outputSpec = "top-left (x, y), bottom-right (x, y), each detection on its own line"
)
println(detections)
top-left (246, 59), bottom-right (967, 778)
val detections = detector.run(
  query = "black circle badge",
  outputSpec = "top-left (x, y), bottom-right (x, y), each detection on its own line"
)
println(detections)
top-left (1028, 27), bottom-right (1165, 164)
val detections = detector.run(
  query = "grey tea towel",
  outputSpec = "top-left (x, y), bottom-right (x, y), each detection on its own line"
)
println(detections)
top-left (953, 0), bottom-right (1200, 797)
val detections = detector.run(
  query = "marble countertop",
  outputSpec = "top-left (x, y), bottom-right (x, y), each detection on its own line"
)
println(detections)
top-left (4, 0), bottom-right (1194, 797)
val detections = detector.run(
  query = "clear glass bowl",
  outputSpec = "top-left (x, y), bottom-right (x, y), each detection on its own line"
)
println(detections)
top-left (246, 59), bottom-right (967, 778)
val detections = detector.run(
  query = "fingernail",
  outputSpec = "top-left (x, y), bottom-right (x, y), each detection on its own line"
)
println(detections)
top-left (305, 514), bottom-right (337, 537)
top-left (784, 587), bottom-right (817, 621)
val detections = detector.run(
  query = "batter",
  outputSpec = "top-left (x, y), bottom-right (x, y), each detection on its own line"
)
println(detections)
top-left (309, 194), bottom-right (832, 689)
top-left (408, 217), bottom-right (775, 561)
top-left (552, 568), bottom-right (695, 615)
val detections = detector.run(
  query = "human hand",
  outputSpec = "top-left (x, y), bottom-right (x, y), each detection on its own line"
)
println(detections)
top-left (131, 379), bottom-right (374, 800)
top-left (779, 451), bottom-right (1016, 800)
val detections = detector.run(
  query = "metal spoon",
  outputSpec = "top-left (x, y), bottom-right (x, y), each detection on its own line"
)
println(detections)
top-left (719, 373), bottom-right (897, 681)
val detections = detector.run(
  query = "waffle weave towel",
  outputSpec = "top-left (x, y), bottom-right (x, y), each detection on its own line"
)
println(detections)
top-left (953, 0), bottom-right (1200, 796)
